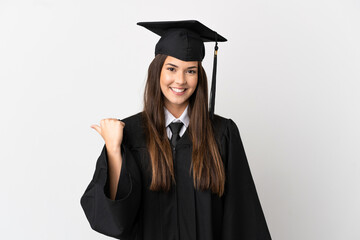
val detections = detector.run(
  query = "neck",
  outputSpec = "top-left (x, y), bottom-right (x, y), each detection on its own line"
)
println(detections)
top-left (165, 102), bottom-right (188, 118)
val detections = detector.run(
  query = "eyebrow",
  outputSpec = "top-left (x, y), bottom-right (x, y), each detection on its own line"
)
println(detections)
top-left (165, 63), bottom-right (198, 69)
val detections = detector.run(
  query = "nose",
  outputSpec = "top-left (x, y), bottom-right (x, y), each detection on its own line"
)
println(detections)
top-left (174, 72), bottom-right (186, 85)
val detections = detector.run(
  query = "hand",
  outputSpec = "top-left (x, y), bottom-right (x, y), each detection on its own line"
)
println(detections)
top-left (91, 118), bottom-right (125, 153)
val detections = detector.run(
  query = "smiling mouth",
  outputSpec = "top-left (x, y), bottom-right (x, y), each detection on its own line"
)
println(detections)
top-left (170, 87), bottom-right (187, 93)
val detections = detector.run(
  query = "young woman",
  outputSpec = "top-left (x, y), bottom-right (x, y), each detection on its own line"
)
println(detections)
top-left (80, 20), bottom-right (272, 240)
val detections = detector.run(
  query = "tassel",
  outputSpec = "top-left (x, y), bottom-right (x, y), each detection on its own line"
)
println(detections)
top-left (209, 32), bottom-right (218, 120)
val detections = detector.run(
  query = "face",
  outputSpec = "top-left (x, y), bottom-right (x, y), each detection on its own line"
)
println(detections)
top-left (160, 56), bottom-right (198, 113)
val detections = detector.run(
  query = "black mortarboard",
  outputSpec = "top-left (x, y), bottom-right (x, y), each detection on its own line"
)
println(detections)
top-left (137, 20), bottom-right (227, 119)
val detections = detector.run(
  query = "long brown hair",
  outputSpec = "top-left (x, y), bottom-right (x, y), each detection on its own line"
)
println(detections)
top-left (143, 54), bottom-right (225, 197)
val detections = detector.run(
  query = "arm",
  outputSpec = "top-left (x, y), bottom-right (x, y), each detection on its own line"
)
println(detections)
top-left (80, 143), bottom-right (142, 239)
top-left (221, 119), bottom-right (272, 239)
top-left (107, 147), bottom-right (122, 200)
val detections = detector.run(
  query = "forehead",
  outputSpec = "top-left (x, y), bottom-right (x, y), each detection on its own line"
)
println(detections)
top-left (164, 56), bottom-right (198, 67)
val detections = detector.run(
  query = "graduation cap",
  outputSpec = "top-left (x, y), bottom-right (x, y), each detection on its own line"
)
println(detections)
top-left (137, 20), bottom-right (227, 119)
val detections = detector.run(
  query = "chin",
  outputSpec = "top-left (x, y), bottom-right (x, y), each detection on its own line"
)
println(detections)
top-left (165, 97), bottom-right (189, 107)
top-left (170, 100), bottom-right (188, 106)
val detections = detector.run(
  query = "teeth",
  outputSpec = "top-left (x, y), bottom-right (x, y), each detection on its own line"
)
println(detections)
top-left (171, 87), bottom-right (185, 93)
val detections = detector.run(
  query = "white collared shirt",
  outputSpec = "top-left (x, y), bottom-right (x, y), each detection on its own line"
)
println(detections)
top-left (164, 105), bottom-right (189, 140)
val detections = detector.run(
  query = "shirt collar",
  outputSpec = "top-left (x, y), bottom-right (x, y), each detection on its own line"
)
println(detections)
top-left (164, 105), bottom-right (190, 128)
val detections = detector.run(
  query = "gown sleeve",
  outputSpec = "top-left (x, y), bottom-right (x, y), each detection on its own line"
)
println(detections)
top-left (80, 143), bottom-right (142, 239)
top-left (221, 119), bottom-right (272, 240)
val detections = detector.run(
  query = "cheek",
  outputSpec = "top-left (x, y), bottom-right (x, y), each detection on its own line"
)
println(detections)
top-left (189, 77), bottom-right (198, 89)
top-left (160, 71), bottom-right (172, 86)
top-left (159, 73), bottom-right (171, 95)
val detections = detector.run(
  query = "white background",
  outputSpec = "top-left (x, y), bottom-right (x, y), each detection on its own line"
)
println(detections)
top-left (0, 0), bottom-right (359, 239)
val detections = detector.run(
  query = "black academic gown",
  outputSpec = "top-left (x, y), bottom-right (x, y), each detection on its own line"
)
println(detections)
top-left (80, 112), bottom-right (272, 240)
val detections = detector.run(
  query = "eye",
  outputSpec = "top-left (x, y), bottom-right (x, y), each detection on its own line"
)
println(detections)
top-left (187, 70), bottom-right (197, 74)
top-left (167, 67), bottom-right (175, 72)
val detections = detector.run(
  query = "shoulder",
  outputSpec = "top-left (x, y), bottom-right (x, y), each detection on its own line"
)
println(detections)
top-left (120, 111), bottom-right (144, 130)
top-left (119, 111), bottom-right (147, 148)
top-left (212, 113), bottom-right (238, 134)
